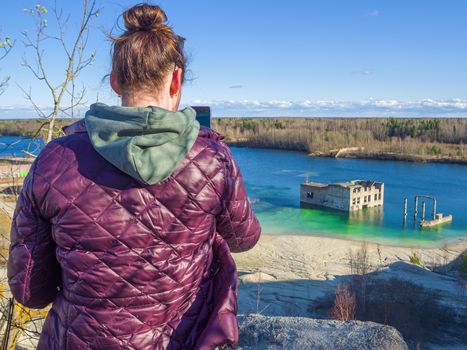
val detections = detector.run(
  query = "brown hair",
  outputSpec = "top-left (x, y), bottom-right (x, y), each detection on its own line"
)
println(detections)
top-left (110, 3), bottom-right (186, 93)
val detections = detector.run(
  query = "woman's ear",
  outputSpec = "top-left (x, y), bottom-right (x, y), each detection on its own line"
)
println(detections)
top-left (110, 71), bottom-right (122, 96)
top-left (169, 68), bottom-right (182, 98)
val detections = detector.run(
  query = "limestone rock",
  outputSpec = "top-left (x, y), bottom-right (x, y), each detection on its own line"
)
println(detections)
top-left (237, 314), bottom-right (408, 350)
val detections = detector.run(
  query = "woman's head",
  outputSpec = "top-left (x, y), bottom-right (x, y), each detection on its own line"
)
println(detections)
top-left (110, 3), bottom-right (186, 110)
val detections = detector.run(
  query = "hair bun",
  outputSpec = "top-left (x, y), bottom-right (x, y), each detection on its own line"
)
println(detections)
top-left (123, 4), bottom-right (167, 32)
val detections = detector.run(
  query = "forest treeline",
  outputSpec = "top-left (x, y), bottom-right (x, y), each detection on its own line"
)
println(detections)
top-left (0, 119), bottom-right (49, 137)
top-left (212, 118), bottom-right (467, 161)
top-left (1, 117), bottom-right (467, 162)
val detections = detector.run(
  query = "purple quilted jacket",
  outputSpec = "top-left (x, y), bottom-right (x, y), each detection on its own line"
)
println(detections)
top-left (7, 116), bottom-right (261, 349)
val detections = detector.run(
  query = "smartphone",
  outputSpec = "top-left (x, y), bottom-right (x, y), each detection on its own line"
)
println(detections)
top-left (192, 106), bottom-right (211, 128)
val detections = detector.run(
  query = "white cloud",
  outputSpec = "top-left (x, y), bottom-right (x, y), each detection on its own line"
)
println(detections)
top-left (189, 98), bottom-right (467, 117)
top-left (0, 104), bottom-right (84, 119)
top-left (3, 99), bottom-right (467, 119)
top-left (352, 70), bottom-right (373, 76)
top-left (370, 10), bottom-right (381, 17)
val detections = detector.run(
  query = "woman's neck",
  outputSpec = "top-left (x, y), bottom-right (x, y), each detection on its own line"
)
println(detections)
top-left (121, 92), bottom-right (173, 111)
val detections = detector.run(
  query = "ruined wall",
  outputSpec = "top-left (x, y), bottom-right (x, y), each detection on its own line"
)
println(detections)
top-left (300, 184), bottom-right (350, 211)
top-left (349, 183), bottom-right (384, 211)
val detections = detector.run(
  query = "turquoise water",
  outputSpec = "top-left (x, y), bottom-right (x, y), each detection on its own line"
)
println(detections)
top-left (0, 136), bottom-right (44, 158)
top-left (1, 135), bottom-right (465, 246)
top-left (231, 147), bottom-right (467, 247)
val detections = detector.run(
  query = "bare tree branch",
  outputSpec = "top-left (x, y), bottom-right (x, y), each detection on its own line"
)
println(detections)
top-left (20, 1), bottom-right (99, 143)
top-left (0, 33), bottom-right (15, 95)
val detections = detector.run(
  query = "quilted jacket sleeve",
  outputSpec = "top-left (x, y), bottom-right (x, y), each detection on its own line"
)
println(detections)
top-left (216, 145), bottom-right (261, 253)
top-left (7, 158), bottom-right (60, 309)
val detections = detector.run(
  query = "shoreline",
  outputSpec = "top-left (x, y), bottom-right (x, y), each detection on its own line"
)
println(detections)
top-left (311, 151), bottom-right (467, 165)
top-left (226, 142), bottom-right (467, 165)
top-left (0, 137), bottom-right (466, 166)
top-left (260, 231), bottom-right (467, 250)
top-left (234, 233), bottom-right (467, 281)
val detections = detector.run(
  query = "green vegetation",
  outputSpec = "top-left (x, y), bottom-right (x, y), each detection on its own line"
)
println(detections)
top-left (409, 252), bottom-right (423, 266)
top-left (212, 117), bottom-right (467, 162)
top-left (385, 118), bottom-right (441, 139)
top-left (426, 144), bottom-right (442, 155)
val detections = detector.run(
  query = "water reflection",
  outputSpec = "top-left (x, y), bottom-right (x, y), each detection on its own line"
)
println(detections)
top-left (347, 207), bottom-right (384, 225)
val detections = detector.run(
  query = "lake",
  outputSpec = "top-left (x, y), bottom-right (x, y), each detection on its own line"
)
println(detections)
top-left (231, 147), bottom-right (467, 247)
top-left (1, 136), bottom-right (465, 246)
top-left (0, 136), bottom-right (44, 158)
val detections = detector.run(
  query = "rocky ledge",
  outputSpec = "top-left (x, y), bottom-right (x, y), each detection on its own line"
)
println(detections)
top-left (237, 314), bottom-right (408, 350)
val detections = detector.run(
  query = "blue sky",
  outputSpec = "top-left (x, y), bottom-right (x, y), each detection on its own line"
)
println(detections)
top-left (0, 0), bottom-right (466, 118)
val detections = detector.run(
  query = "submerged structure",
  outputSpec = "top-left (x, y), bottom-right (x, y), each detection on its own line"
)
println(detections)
top-left (300, 180), bottom-right (384, 212)
top-left (420, 213), bottom-right (453, 228)
top-left (403, 195), bottom-right (453, 228)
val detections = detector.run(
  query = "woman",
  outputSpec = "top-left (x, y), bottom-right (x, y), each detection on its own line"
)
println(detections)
top-left (7, 4), bottom-right (261, 349)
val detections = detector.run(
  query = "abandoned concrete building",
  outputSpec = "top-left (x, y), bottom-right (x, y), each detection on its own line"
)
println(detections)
top-left (300, 180), bottom-right (385, 212)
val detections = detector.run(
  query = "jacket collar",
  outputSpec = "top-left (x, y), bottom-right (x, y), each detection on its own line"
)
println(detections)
top-left (63, 118), bottom-right (224, 141)
top-left (63, 119), bottom-right (87, 135)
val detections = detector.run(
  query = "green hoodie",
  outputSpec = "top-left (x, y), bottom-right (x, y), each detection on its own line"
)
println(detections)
top-left (85, 103), bottom-right (200, 185)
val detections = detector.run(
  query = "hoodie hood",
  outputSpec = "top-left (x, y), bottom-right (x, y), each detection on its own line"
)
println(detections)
top-left (84, 102), bottom-right (200, 185)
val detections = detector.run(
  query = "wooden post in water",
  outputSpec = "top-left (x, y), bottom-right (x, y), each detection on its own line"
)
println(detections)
top-left (414, 196), bottom-right (418, 223)
top-left (403, 198), bottom-right (408, 224)
top-left (421, 201), bottom-right (426, 221)
top-left (433, 199), bottom-right (437, 220)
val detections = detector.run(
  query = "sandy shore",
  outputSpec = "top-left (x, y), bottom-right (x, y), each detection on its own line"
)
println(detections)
top-left (234, 234), bottom-right (467, 317)
top-left (235, 233), bottom-right (467, 281)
